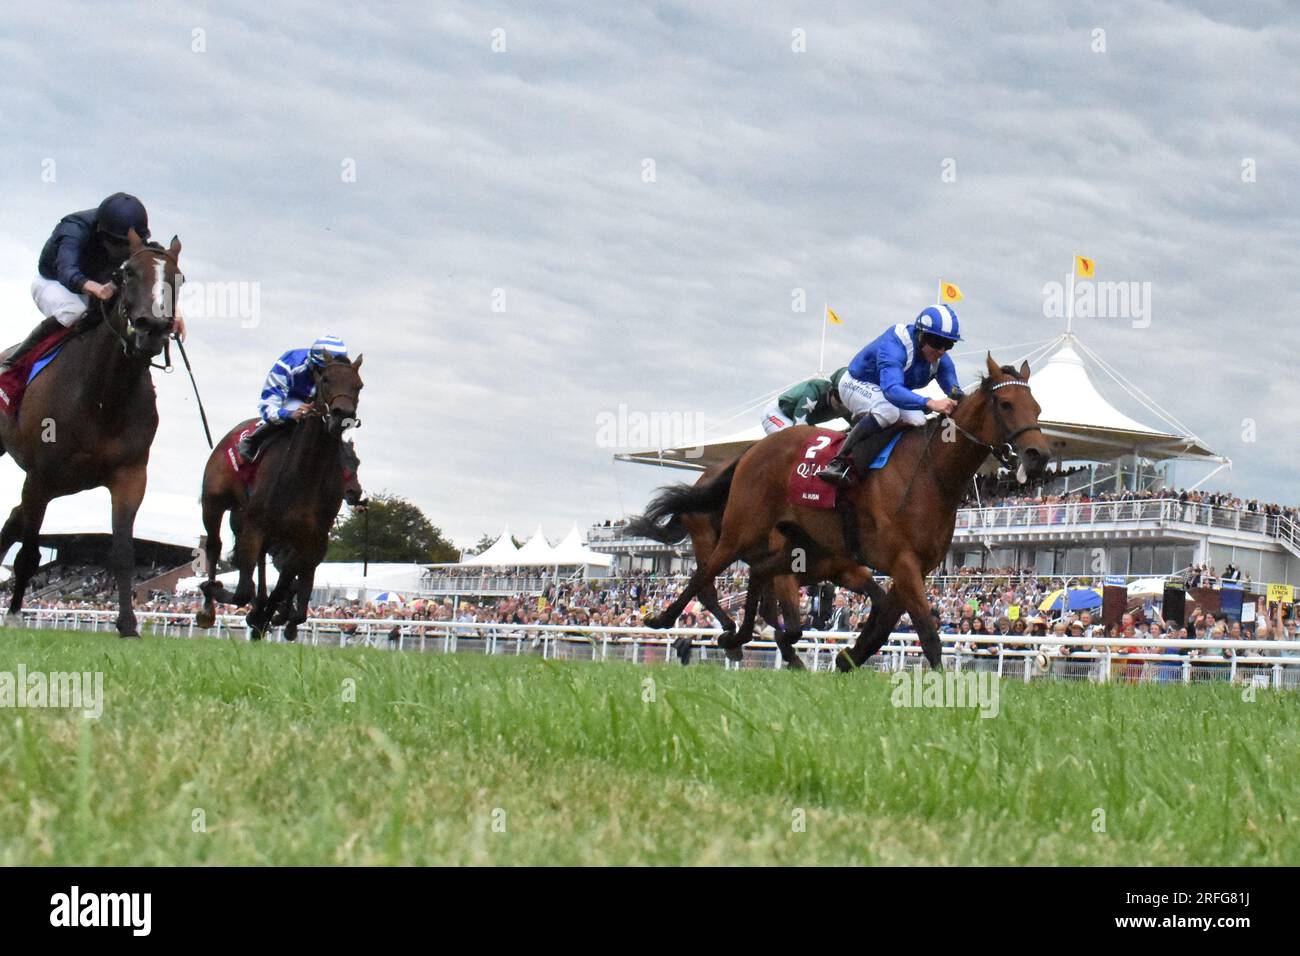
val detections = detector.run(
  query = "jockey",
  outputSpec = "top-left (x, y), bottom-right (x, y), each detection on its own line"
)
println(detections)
top-left (236, 335), bottom-right (350, 463)
top-left (818, 304), bottom-right (965, 486)
top-left (4, 193), bottom-right (184, 373)
top-left (761, 367), bottom-right (851, 434)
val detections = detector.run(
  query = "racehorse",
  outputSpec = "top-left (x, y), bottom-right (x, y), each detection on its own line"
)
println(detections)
top-left (195, 355), bottom-right (363, 639)
top-left (0, 229), bottom-right (182, 637)
top-left (635, 356), bottom-right (1051, 669)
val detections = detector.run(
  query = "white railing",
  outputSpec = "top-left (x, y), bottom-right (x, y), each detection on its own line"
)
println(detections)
top-left (954, 497), bottom-right (1297, 543)
top-left (12, 608), bottom-right (1300, 688)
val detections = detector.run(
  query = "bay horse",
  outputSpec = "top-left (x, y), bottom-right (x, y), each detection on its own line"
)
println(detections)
top-left (195, 355), bottom-right (363, 639)
top-left (0, 229), bottom-right (182, 637)
top-left (636, 356), bottom-right (1051, 669)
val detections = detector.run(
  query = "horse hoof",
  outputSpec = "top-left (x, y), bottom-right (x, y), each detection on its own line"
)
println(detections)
top-left (724, 645), bottom-right (744, 663)
top-left (644, 614), bottom-right (669, 630)
top-left (119, 632), bottom-right (141, 641)
top-left (195, 609), bottom-right (215, 629)
top-left (716, 629), bottom-right (738, 650)
top-left (834, 649), bottom-right (857, 673)
top-left (784, 653), bottom-right (807, 671)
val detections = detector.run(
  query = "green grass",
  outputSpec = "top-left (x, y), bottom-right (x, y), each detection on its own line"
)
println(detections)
top-left (0, 628), bottom-right (1297, 865)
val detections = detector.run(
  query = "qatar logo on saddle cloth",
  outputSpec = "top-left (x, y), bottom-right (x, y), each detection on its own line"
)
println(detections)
top-left (222, 418), bottom-right (262, 487)
top-left (0, 325), bottom-right (77, 419)
top-left (787, 427), bottom-right (903, 509)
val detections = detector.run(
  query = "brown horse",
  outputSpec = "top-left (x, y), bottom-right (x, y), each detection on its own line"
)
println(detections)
top-left (0, 229), bottom-right (182, 636)
top-left (196, 355), bottom-right (363, 639)
top-left (637, 356), bottom-right (1051, 669)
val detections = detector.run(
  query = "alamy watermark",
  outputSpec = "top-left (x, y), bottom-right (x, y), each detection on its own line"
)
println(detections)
top-left (890, 669), bottom-right (1000, 718)
top-left (1042, 276), bottom-right (1151, 328)
top-left (595, 404), bottom-right (707, 458)
top-left (0, 666), bottom-right (104, 719)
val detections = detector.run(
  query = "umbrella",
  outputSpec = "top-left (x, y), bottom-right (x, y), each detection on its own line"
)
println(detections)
top-left (373, 591), bottom-right (406, 605)
top-left (1127, 577), bottom-right (1168, 597)
top-left (1038, 587), bottom-right (1102, 613)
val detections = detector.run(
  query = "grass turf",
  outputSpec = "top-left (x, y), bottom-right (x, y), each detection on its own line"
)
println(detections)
top-left (0, 628), bottom-right (1296, 865)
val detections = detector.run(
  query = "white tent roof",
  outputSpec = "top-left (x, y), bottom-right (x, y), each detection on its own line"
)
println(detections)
top-left (460, 527), bottom-right (520, 566)
top-left (514, 525), bottom-right (557, 564)
top-left (549, 525), bottom-right (613, 567)
top-left (1029, 344), bottom-right (1161, 434)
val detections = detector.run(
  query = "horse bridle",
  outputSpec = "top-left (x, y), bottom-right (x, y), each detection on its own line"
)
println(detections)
top-left (944, 379), bottom-right (1043, 468)
top-left (101, 246), bottom-right (183, 371)
top-left (310, 364), bottom-right (362, 431)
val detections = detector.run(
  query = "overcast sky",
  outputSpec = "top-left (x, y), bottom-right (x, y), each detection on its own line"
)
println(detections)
top-left (1, 1), bottom-right (1297, 550)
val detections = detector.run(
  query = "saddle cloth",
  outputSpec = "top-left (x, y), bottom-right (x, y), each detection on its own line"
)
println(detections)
top-left (0, 324), bottom-right (78, 420)
top-left (786, 427), bottom-right (904, 510)
top-left (222, 418), bottom-right (263, 487)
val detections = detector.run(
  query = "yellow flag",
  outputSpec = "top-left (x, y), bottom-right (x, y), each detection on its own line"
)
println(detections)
top-left (826, 305), bottom-right (843, 326)
top-left (940, 281), bottom-right (963, 303)
top-left (1074, 255), bottom-right (1096, 279)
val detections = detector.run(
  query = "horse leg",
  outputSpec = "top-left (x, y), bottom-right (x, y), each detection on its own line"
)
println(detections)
top-left (246, 548), bottom-right (273, 640)
top-left (4, 491), bottom-right (48, 627)
top-left (284, 567), bottom-right (316, 642)
top-left (697, 582), bottom-right (737, 644)
top-left (683, 513), bottom-right (737, 641)
top-left (836, 587), bottom-right (905, 673)
top-left (645, 541), bottom-right (745, 630)
top-left (108, 466), bottom-right (147, 638)
top-left (771, 575), bottom-right (806, 670)
top-left (890, 556), bottom-right (944, 669)
top-left (195, 497), bottom-right (227, 628)
top-left (720, 576), bottom-right (766, 662)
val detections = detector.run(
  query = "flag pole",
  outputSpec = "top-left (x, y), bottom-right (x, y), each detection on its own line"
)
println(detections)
top-left (937, 281), bottom-right (942, 307)
top-left (1066, 254), bottom-right (1076, 338)
top-left (818, 301), bottom-right (828, 375)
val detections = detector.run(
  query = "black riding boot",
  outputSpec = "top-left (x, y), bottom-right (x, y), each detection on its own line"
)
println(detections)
top-left (236, 422), bottom-right (274, 463)
top-left (818, 415), bottom-right (884, 486)
top-left (0, 316), bottom-right (64, 373)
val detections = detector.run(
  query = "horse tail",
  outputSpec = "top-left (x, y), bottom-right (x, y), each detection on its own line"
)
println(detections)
top-left (626, 459), bottom-right (738, 544)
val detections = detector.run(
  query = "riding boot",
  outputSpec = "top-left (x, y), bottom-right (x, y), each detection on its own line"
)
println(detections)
top-left (236, 421), bottom-right (274, 463)
top-left (0, 316), bottom-right (64, 374)
top-left (818, 415), bottom-right (884, 486)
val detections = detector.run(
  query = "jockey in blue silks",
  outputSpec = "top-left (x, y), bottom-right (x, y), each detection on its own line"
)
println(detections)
top-left (236, 334), bottom-right (350, 463)
top-left (818, 304), bottom-right (965, 486)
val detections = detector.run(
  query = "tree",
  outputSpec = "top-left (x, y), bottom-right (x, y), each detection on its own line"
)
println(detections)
top-left (327, 493), bottom-right (459, 563)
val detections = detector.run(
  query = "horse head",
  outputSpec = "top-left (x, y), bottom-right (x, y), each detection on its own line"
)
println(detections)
top-left (340, 439), bottom-right (365, 507)
top-left (974, 354), bottom-right (1052, 482)
top-left (313, 353), bottom-right (364, 437)
top-left (110, 228), bottom-right (183, 360)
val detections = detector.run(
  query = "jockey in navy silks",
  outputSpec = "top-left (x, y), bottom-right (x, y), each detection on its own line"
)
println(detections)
top-left (4, 193), bottom-right (186, 373)
top-left (817, 305), bottom-right (965, 486)
top-left (236, 335), bottom-right (350, 463)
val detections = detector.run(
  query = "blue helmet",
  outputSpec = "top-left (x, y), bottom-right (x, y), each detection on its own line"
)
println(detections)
top-left (309, 334), bottom-right (349, 367)
top-left (914, 304), bottom-right (961, 341)
top-left (96, 192), bottom-right (150, 241)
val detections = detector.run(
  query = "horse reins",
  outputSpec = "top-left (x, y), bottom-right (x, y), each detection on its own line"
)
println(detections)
top-left (942, 379), bottom-right (1042, 469)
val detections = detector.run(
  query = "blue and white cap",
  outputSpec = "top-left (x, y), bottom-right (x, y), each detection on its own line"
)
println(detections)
top-left (309, 334), bottom-right (349, 366)
top-left (914, 304), bottom-right (961, 341)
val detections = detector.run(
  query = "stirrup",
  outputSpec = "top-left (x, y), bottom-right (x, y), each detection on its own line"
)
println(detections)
top-left (818, 458), bottom-right (852, 486)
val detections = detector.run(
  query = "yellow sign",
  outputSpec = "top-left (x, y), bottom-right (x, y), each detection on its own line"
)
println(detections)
top-left (1074, 255), bottom-right (1096, 279)
top-left (1007, 605), bottom-right (1020, 621)
top-left (940, 282), bottom-right (963, 303)
top-left (1267, 583), bottom-right (1294, 604)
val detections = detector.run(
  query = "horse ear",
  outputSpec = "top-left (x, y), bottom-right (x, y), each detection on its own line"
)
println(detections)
top-left (352, 354), bottom-right (363, 370)
top-left (127, 227), bottom-right (143, 251)
top-left (985, 352), bottom-right (999, 377)
top-left (169, 234), bottom-right (182, 258)
top-left (1018, 359), bottom-right (1031, 381)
